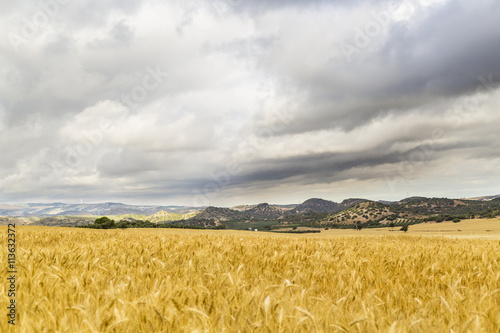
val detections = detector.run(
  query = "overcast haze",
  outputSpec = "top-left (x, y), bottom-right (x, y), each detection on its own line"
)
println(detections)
top-left (1, 0), bottom-right (499, 206)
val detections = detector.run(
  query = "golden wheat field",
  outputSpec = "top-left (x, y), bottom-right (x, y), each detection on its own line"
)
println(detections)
top-left (1, 227), bottom-right (499, 332)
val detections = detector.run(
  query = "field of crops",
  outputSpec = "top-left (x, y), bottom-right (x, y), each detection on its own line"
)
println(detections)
top-left (1, 227), bottom-right (499, 332)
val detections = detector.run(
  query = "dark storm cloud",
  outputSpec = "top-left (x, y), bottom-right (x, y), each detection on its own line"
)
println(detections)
top-left (200, 136), bottom-right (473, 188)
top-left (251, 0), bottom-right (500, 135)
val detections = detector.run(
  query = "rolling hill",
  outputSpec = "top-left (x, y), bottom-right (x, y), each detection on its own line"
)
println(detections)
top-left (290, 198), bottom-right (339, 214)
top-left (467, 194), bottom-right (500, 201)
top-left (2, 195), bottom-right (500, 229)
top-left (0, 202), bottom-right (201, 217)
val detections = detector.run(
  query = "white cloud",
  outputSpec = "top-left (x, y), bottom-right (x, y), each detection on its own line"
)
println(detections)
top-left (1, 0), bottom-right (500, 205)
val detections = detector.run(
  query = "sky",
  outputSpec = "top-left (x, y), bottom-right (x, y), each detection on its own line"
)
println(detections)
top-left (0, 0), bottom-right (499, 207)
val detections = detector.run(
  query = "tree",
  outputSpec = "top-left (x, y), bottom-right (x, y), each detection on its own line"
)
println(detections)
top-left (389, 222), bottom-right (395, 229)
top-left (94, 217), bottom-right (115, 229)
top-left (453, 218), bottom-right (461, 223)
top-left (116, 221), bottom-right (129, 229)
top-left (400, 225), bottom-right (409, 233)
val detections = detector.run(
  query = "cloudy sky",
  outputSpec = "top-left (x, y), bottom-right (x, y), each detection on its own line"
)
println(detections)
top-left (1, 0), bottom-right (499, 206)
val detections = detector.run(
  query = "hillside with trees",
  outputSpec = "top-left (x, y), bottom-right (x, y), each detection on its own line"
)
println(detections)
top-left (3, 196), bottom-right (499, 230)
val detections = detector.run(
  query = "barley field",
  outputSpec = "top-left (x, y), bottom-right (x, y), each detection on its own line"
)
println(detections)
top-left (1, 227), bottom-right (499, 332)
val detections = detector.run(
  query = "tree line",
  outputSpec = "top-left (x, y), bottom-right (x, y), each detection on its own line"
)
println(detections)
top-left (79, 217), bottom-right (208, 230)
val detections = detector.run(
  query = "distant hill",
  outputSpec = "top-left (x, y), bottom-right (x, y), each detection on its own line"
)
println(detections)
top-left (191, 198), bottom-right (369, 223)
top-left (467, 194), bottom-right (500, 201)
top-left (336, 198), bottom-right (368, 211)
top-left (288, 198), bottom-right (368, 215)
top-left (246, 203), bottom-right (287, 219)
top-left (185, 198), bottom-right (372, 228)
top-left (0, 202), bottom-right (201, 217)
top-left (146, 210), bottom-right (198, 223)
top-left (321, 201), bottom-right (401, 226)
top-left (192, 206), bottom-right (248, 222)
top-left (2, 195), bottom-right (499, 229)
top-left (290, 198), bottom-right (338, 214)
top-left (232, 203), bottom-right (296, 212)
top-left (317, 197), bottom-right (500, 227)
top-left (394, 197), bottom-right (495, 216)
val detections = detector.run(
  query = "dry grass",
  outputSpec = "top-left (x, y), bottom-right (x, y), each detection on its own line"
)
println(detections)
top-left (1, 226), bottom-right (499, 332)
top-left (312, 218), bottom-right (500, 240)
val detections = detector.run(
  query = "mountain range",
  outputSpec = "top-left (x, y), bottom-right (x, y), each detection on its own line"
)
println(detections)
top-left (0, 202), bottom-right (197, 217)
top-left (1, 195), bottom-right (499, 229)
top-left (466, 194), bottom-right (500, 201)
